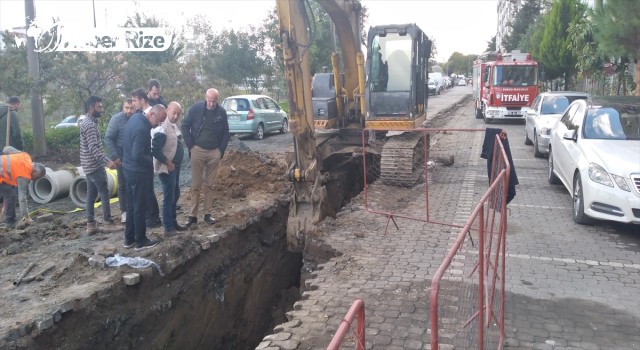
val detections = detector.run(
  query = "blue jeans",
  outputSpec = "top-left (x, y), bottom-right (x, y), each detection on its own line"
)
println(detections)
top-left (158, 168), bottom-right (179, 230)
top-left (86, 168), bottom-right (112, 223)
top-left (124, 169), bottom-right (151, 245)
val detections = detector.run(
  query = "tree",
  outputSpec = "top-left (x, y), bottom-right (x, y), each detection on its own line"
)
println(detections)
top-left (0, 32), bottom-right (32, 98)
top-left (446, 52), bottom-right (476, 76)
top-left (485, 36), bottom-right (496, 52)
top-left (591, 0), bottom-right (640, 95)
top-left (533, 0), bottom-right (586, 89)
top-left (502, 0), bottom-right (542, 52)
top-left (123, 13), bottom-right (184, 66)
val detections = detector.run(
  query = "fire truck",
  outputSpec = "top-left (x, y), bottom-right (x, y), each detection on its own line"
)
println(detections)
top-left (472, 50), bottom-right (540, 123)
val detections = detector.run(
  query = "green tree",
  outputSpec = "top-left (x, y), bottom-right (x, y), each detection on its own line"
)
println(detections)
top-left (503, 0), bottom-right (542, 52)
top-left (485, 35), bottom-right (496, 52)
top-left (123, 13), bottom-right (184, 66)
top-left (591, 0), bottom-right (640, 95)
top-left (0, 32), bottom-right (32, 98)
top-left (446, 52), bottom-right (476, 76)
top-left (533, 0), bottom-right (586, 89)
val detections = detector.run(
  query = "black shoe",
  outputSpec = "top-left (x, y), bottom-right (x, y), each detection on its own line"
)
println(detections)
top-left (134, 238), bottom-right (159, 251)
top-left (164, 228), bottom-right (180, 236)
top-left (184, 216), bottom-right (197, 228)
top-left (204, 214), bottom-right (216, 225)
top-left (146, 218), bottom-right (162, 229)
top-left (123, 240), bottom-right (135, 249)
top-left (174, 223), bottom-right (188, 232)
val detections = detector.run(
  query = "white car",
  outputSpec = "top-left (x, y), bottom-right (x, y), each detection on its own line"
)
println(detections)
top-left (54, 115), bottom-right (83, 129)
top-left (524, 91), bottom-right (591, 157)
top-left (457, 79), bottom-right (467, 86)
top-left (548, 96), bottom-right (640, 225)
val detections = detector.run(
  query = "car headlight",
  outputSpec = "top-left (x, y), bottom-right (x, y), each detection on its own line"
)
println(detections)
top-left (610, 174), bottom-right (631, 192)
top-left (539, 127), bottom-right (551, 135)
top-left (588, 163), bottom-right (613, 187)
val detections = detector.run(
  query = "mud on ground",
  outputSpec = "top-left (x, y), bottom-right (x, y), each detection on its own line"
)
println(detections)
top-left (0, 147), bottom-right (290, 344)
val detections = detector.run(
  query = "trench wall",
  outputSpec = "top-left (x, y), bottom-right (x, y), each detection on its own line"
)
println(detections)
top-left (13, 198), bottom-right (301, 350)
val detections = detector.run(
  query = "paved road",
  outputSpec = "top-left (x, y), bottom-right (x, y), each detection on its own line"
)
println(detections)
top-left (255, 88), bottom-right (640, 350)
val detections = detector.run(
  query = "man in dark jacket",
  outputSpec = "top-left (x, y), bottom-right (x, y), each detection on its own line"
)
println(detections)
top-left (0, 96), bottom-right (24, 150)
top-left (181, 88), bottom-right (230, 228)
top-left (147, 79), bottom-right (168, 108)
top-left (105, 98), bottom-right (136, 223)
top-left (122, 104), bottom-right (167, 251)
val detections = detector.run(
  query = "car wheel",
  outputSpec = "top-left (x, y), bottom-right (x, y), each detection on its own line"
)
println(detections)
top-left (533, 134), bottom-right (543, 158)
top-left (524, 127), bottom-right (533, 145)
top-left (475, 107), bottom-right (483, 119)
top-left (547, 149), bottom-right (561, 185)
top-left (280, 118), bottom-right (288, 134)
top-left (572, 174), bottom-right (594, 225)
top-left (253, 123), bottom-right (265, 140)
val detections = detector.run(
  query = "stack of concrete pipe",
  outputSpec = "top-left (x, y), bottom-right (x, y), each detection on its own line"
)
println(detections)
top-left (69, 167), bottom-right (118, 207)
top-left (28, 167), bottom-right (75, 204)
top-left (28, 166), bottom-right (118, 207)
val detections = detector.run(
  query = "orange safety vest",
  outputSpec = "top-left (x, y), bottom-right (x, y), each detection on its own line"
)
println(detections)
top-left (0, 152), bottom-right (33, 187)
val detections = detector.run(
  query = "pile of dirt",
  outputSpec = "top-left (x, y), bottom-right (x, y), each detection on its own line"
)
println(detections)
top-left (0, 149), bottom-right (291, 345)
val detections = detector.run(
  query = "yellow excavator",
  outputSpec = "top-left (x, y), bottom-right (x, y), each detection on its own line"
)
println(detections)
top-left (275, 0), bottom-right (431, 250)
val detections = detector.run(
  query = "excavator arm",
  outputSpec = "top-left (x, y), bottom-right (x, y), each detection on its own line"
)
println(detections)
top-left (276, 0), bottom-right (363, 251)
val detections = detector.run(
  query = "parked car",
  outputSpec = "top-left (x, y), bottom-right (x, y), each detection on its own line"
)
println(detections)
top-left (548, 96), bottom-right (640, 225)
top-left (457, 79), bottom-right (467, 86)
top-left (54, 115), bottom-right (83, 129)
top-left (222, 94), bottom-right (288, 140)
top-left (428, 80), bottom-right (439, 95)
top-left (524, 91), bottom-right (591, 157)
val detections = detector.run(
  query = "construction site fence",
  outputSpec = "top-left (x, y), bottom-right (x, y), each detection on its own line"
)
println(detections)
top-left (361, 127), bottom-right (487, 232)
top-left (326, 299), bottom-right (365, 350)
top-left (429, 133), bottom-right (509, 349)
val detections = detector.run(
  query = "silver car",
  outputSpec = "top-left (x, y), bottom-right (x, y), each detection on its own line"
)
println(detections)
top-left (524, 91), bottom-right (591, 157)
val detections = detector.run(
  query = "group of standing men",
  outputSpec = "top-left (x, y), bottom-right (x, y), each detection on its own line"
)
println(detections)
top-left (80, 80), bottom-right (230, 251)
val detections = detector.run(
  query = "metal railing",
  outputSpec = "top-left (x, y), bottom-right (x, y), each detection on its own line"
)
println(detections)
top-left (429, 133), bottom-right (509, 349)
top-left (327, 299), bottom-right (366, 350)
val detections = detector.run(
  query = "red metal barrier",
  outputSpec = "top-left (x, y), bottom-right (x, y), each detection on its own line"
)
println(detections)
top-left (429, 133), bottom-right (509, 349)
top-left (327, 299), bottom-right (366, 350)
top-left (361, 128), bottom-right (487, 233)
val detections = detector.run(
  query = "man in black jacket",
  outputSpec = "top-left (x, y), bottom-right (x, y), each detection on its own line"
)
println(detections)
top-left (122, 104), bottom-right (167, 251)
top-left (0, 96), bottom-right (24, 150)
top-left (181, 88), bottom-right (230, 228)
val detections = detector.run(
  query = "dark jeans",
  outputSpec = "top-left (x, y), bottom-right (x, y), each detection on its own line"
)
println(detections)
top-left (0, 183), bottom-right (16, 225)
top-left (116, 166), bottom-right (127, 213)
top-left (146, 174), bottom-right (161, 224)
top-left (86, 168), bottom-right (112, 223)
top-left (124, 169), bottom-right (151, 245)
top-left (158, 168), bottom-right (180, 230)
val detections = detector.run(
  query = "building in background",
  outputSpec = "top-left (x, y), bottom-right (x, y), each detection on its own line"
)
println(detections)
top-left (496, 0), bottom-right (522, 54)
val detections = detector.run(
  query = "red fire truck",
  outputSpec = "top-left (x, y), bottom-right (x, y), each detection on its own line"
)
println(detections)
top-left (472, 50), bottom-right (540, 123)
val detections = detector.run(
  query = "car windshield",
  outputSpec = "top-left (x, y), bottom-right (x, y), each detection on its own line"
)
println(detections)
top-left (583, 107), bottom-right (640, 140)
top-left (541, 96), bottom-right (588, 115)
top-left (223, 98), bottom-right (250, 112)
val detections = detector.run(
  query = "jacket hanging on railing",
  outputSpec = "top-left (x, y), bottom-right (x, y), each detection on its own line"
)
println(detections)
top-left (481, 128), bottom-right (519, 204)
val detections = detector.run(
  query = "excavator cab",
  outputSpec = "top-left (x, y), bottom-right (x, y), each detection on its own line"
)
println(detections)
top-left (365, 24), bottom-right (431, 129)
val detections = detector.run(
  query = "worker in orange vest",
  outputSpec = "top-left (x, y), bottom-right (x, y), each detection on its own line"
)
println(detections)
top-left (0, 147), bottom-right (46, 228)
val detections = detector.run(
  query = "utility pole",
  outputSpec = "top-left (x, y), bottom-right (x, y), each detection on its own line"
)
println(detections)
top-left (92, 0), bottom-right (97, 27)
top-left (24, 0), bottom-right (46, 156)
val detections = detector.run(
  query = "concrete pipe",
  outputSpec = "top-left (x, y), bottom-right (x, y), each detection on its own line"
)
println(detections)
top-left (69, 167), bottom-right (118, 207)
top-left (28, 167), bottom-right (76, 204)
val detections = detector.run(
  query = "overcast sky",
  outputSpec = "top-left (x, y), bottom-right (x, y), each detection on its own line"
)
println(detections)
top-left (0, 0), bottom-right (497, 62)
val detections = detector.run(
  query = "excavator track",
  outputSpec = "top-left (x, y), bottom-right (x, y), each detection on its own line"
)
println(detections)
top-left (379, 133), bottom-right (427, 187)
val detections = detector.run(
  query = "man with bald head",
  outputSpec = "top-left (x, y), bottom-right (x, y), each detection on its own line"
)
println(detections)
top-left (181, 88), bottom-right (230, 228)
top-left (152, 101), bottom-right (187, 235)
top-left (123, 104), bottom-right (167, 250)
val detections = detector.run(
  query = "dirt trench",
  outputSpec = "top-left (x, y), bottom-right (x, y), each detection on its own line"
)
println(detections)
top-left (1, 142), bottom-right (372, 349)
